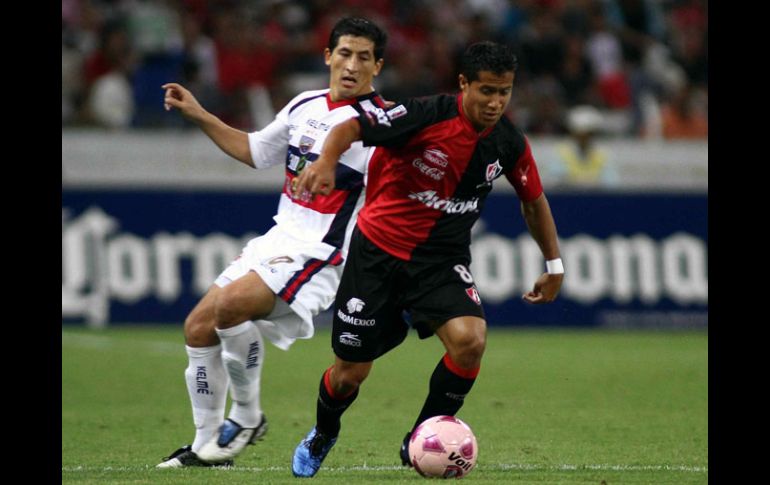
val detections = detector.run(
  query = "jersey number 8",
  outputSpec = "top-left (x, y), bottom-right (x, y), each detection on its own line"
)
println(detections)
top-left (453, 264), bottom-right (474, 284)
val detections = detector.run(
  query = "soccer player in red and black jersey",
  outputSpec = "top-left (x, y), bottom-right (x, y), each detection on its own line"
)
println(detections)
top-left (290, 41), bottom-right (564, 477)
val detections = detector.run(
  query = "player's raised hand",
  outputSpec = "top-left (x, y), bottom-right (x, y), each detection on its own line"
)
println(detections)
top-left (522, 273), bottom-right (563, 304)
top-left (291, 159), bottom-right (336, 201)
top-left (162, 83), bottom-right (207, 122)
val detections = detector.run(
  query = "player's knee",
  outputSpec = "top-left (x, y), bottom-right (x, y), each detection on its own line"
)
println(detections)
top-left (450, 330), bottom-right (486, 368)
top-left (214, 289), bottom-right (251, 328)
top-left (184, 310), bottom-right (217, 347)
top-left (333, 364), bottom-right (370, 394)
top-left (214, 285), bottom-right (273, 328)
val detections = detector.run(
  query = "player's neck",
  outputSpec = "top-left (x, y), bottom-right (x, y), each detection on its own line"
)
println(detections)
top-left (329, 87), bottom-right (374, 103)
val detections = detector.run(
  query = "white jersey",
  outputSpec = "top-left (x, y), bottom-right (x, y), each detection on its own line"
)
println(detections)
top-left (214, 89), bottom-right (387, 349)
top-left (247, 88), bottom-right (385, 260)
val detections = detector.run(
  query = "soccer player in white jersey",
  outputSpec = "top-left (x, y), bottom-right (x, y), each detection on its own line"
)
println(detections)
top-left (156, 17), bottom-right (388, 468)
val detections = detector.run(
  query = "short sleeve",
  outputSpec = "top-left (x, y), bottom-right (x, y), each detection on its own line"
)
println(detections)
top-left (504, 135), bottom-right (544, 202)
top-left (358, 95), bottom-right (443, 148)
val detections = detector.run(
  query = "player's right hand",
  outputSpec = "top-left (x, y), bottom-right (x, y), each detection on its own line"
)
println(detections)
top-left (162, 83), bottom-right (206, 121)
top-left (292, 160), bottom-right (336, 200)
top-left (522, 273), bottom-right (563, 304)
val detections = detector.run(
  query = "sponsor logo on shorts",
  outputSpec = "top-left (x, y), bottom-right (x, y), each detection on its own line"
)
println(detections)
top-left (337, 309), bottom-right (375, 326)
top-left (346, 297), bottom-right (365, 313)
top-left (409, 190), bottom-right (480, 214)
top-left (339, 332), bottom-right (362, 347)
top-left (465, 286), bottom-right (481, 305)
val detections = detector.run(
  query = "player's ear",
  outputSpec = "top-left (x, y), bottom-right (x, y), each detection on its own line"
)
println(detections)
top-left (373, 58), bottom-right (384, 77)
top-left (324, 48), bottom-right (332, 66)
top-left (458, 74), bottom-right (469, 91)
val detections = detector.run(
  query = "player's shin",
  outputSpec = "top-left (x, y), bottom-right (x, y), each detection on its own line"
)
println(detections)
top-left (216, 321), bottom-right (265, 427)
top-left (411, 353), bottom-right (479, 430)
top-left (316, 366), bottom-right (359, 437)
top-left (185, 344), bottom-right (229, 452)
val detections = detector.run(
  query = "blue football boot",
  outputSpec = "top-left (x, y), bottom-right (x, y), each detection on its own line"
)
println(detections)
top-left (292, 427), bottom-right (337, 477)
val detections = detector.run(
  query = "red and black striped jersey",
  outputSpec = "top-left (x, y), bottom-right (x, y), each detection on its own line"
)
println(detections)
top-left (355, 93), bottom-right (543, 263)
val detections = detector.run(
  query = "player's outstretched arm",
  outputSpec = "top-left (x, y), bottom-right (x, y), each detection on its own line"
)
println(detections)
top-left (520, 193), bottom-right (564, 304)
top-left (162, 83), bottom-right (253, 167)
top-left (291, 117), bottom-right (362, 198)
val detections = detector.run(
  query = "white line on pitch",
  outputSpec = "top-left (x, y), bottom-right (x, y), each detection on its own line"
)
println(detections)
top-left (62, 463), bottom-right (707, 473)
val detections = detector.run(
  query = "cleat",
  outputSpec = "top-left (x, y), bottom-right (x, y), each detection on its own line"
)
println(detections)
top-left (400, 432), bottom-right (413, 467)
top-left (292, 427), bottom-right (337, 477)
top-left (156, 444), bottom-right (233, 468)
top-left (196, 415), bottom-right (268, 463)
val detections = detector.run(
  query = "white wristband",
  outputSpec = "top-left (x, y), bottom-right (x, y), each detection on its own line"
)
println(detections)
top-left (546, 258), bottom-right (564, 275)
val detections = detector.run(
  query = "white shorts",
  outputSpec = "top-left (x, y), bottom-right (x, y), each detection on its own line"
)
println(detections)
top-left (214, 225), bottom-right (344, 350)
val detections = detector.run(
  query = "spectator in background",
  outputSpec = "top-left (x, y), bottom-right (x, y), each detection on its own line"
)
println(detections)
top-left (559, 34), bottom-right (598, 107)
top-left (668, 0), bottom-right (707, 89)
top-left (61, 0), bottom-right (707, 140)
top-left (178, 8), bottom-right (221, 126)
top-left (660, 81), bottom-right (707, 140)
top-left (83, 19), bottom-right (137, 128)
top-left (609, 0), bottom-right (671, 136)
top-left (126, 0), bottom-right (187, 127)
top-left (552, 105), bottom-right (618, 186)
top-left (211, 4), bottom-right (283, 130)
top-left (584, 4), bottom-right (631, 111)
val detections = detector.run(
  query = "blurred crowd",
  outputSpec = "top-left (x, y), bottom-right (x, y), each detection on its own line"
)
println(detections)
top-left (61, 0), bottom-right (707, 139)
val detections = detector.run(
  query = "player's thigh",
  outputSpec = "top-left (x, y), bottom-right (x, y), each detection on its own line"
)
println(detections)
top-left (215, 270), bottom-right (277, 327)
top-left (332, 230), bottom-right (407, 362)
top-left (184, 285), bottom-right (222, 346)
top-left (406, 261), bottom-right (485, 339)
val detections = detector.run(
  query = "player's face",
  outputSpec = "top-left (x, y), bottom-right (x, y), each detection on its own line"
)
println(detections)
top-left (459, 70), bottom-right (515, 131)
top-left (325, 35), bottom-right (384, 102)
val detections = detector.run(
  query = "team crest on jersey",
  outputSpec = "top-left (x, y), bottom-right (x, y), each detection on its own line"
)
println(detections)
top-left (486, 159), bottom-right (503, 182)
top-left (299, 135), bottom-right (315, 155)
top-left (465, 286), bottom-right (481, 305)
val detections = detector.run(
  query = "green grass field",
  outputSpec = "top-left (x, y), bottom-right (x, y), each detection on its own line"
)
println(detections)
top-left (62, 325), bottom-right (707, 484)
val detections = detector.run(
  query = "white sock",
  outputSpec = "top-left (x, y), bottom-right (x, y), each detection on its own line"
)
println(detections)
top-left (216, 321), bottom-right (265, 428)
top-left (185, 344), bottom-right (229, 453)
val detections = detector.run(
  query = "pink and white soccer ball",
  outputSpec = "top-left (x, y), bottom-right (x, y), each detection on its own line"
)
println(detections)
top-left (408, 415), bottom-right (478, 479)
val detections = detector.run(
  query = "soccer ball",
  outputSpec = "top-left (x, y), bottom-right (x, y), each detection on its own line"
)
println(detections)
top-left (408, 415), bottom-right (478, 479)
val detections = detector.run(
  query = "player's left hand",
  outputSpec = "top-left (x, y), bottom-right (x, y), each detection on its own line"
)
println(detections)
top-left (522, 273), bottom-right (563, 304)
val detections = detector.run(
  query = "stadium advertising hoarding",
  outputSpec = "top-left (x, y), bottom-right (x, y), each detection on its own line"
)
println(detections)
top-left (62, 190), bottom-right (707, 329)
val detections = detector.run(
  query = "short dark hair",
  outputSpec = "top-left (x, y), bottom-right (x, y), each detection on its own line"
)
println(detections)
top-left (460, 41), bottom-right (518, 82)
top-left (328, 17), bottom-right (387, 60)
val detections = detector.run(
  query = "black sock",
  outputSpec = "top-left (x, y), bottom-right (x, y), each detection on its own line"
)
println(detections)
top-left (316, 367), bottom-right (359, 437)
top-left (411, 353), bottom-right (479, 431)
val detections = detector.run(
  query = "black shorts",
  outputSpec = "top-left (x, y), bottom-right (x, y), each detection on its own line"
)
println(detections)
top-left (331, 228), bottom-right (485, 362)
